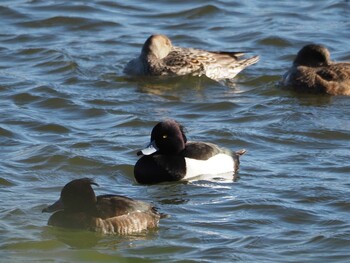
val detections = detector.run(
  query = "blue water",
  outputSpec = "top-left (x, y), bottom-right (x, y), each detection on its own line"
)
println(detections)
top-left (1, 0), bottom-right (350, 262)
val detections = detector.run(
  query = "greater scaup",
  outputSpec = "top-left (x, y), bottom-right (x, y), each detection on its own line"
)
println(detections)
top-left (134, 120), bottom-right (246, 184)
top-left (42, 178), bottom-right (164, 234)
top-left (282, 44), bottom-right (350, 95)
top-left (124, 34), bottom-right (259, 81)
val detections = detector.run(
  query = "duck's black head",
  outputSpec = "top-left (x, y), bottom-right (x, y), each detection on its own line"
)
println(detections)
top-left (293, 44), bottom-right (331, 67)
top-left (150, 119), bottom-right (187, 155)
top-left (43, 178), bottom-right (99, 214)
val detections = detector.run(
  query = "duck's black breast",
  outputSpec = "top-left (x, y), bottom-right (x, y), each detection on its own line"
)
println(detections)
top-left (134, 154), bottom-right (186, 184)
top-left (47, 211), bottom-right (92, 229)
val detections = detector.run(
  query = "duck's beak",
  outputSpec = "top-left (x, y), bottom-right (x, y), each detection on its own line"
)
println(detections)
top-left (42, 198), bottom-right (64, 213)
top-left (137, 140), bottom-right (159, 156)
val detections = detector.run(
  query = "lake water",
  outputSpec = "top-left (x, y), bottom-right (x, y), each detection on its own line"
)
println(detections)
top-left (1, 0), bottom-right (350, 262)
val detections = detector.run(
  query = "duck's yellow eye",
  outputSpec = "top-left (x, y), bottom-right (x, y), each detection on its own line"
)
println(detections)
top-left (162, 134), bottom-right (168, 139)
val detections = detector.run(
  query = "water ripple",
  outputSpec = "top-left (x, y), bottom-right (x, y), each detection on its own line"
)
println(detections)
top-left (1, 0), bottom-right (350, 262)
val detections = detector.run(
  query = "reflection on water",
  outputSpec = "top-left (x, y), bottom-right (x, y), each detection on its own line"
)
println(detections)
top-left (40, 227), bottom-right (160, 249)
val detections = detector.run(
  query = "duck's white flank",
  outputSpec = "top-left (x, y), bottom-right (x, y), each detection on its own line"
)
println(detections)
top-left (183, 153), bottom-right (235, 180)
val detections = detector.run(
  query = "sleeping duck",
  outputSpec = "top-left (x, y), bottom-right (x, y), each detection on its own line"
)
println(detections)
top-left (134, 119), bottom-right (246, 184)
top-left (282, 44), bottom-right (350, 95)
top-left (124, 34), bottom-right (259, 81)
top-left (42, 178), bottom-right (165, 234)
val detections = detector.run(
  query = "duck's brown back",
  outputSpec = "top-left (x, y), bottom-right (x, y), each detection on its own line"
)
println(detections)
top-left (96, 195), bottom-right (157, 218)
top-left (288, 63), bottom-right (350, 95)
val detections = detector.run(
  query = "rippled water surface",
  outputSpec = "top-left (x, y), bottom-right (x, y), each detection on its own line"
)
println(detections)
top-left (1, 0), bottom-right (350, 262)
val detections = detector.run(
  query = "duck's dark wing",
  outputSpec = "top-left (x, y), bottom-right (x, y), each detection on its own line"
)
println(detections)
top-left (182, 141), bottom-right (227, 160)
top-left (317, 63), bottom-right (350, 80)
top-left (290, 63), bottom-right (350, 95)
top-left (316, 63), bottom-right (350, 95)
top-left (96, 195), bottom-right (158, 219)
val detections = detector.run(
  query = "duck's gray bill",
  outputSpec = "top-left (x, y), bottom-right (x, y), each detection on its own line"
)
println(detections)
top-left (137, 140), bottom-right (158, 156)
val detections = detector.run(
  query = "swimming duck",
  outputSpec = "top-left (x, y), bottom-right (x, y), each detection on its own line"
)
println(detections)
top-left (42, 178), bottom-right (164, 234)
top-left (134, 120), bottom-right (246, 184)
top-left (124, 34), bottom-right (259, 81)
top-left (282, 44), bottom-right (350, 95)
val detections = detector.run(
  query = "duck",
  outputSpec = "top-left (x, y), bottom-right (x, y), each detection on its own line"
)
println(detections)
top-left (124, 34), bottom-right (259, 81)
top-left (134, 119), bottom-right (246, 184)
top-left (42, 178), bottom-right (165, 234)
top-left (282, 44), bottom-right (350, 95)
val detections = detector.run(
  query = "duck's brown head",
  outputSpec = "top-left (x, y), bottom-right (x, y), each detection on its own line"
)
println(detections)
top-left (43, 178), bottom-right (98, 214)
top-left (141, 34), bottom-right (172, 59)
top-left (293, 44), bottom-right (331, 67)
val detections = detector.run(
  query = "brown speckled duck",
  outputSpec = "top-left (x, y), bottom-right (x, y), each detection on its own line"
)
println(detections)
top-left (42, 178), bottom-right (164, 235)
top-left (282, 44), bottom-right (350, 95)
top-left (124, 34), bottom-right (259, 81)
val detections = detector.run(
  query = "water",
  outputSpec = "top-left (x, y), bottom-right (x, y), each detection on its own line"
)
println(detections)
top-left (1, 0), bottom-right (350, 262)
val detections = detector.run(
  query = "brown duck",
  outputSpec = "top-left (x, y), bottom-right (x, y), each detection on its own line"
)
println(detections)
top-left (282, 44), bottom-right (350, 95)
top-left (124, 34), bottom-right (259, 81)
top-left (42, 178), bottom-right (165, 234)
